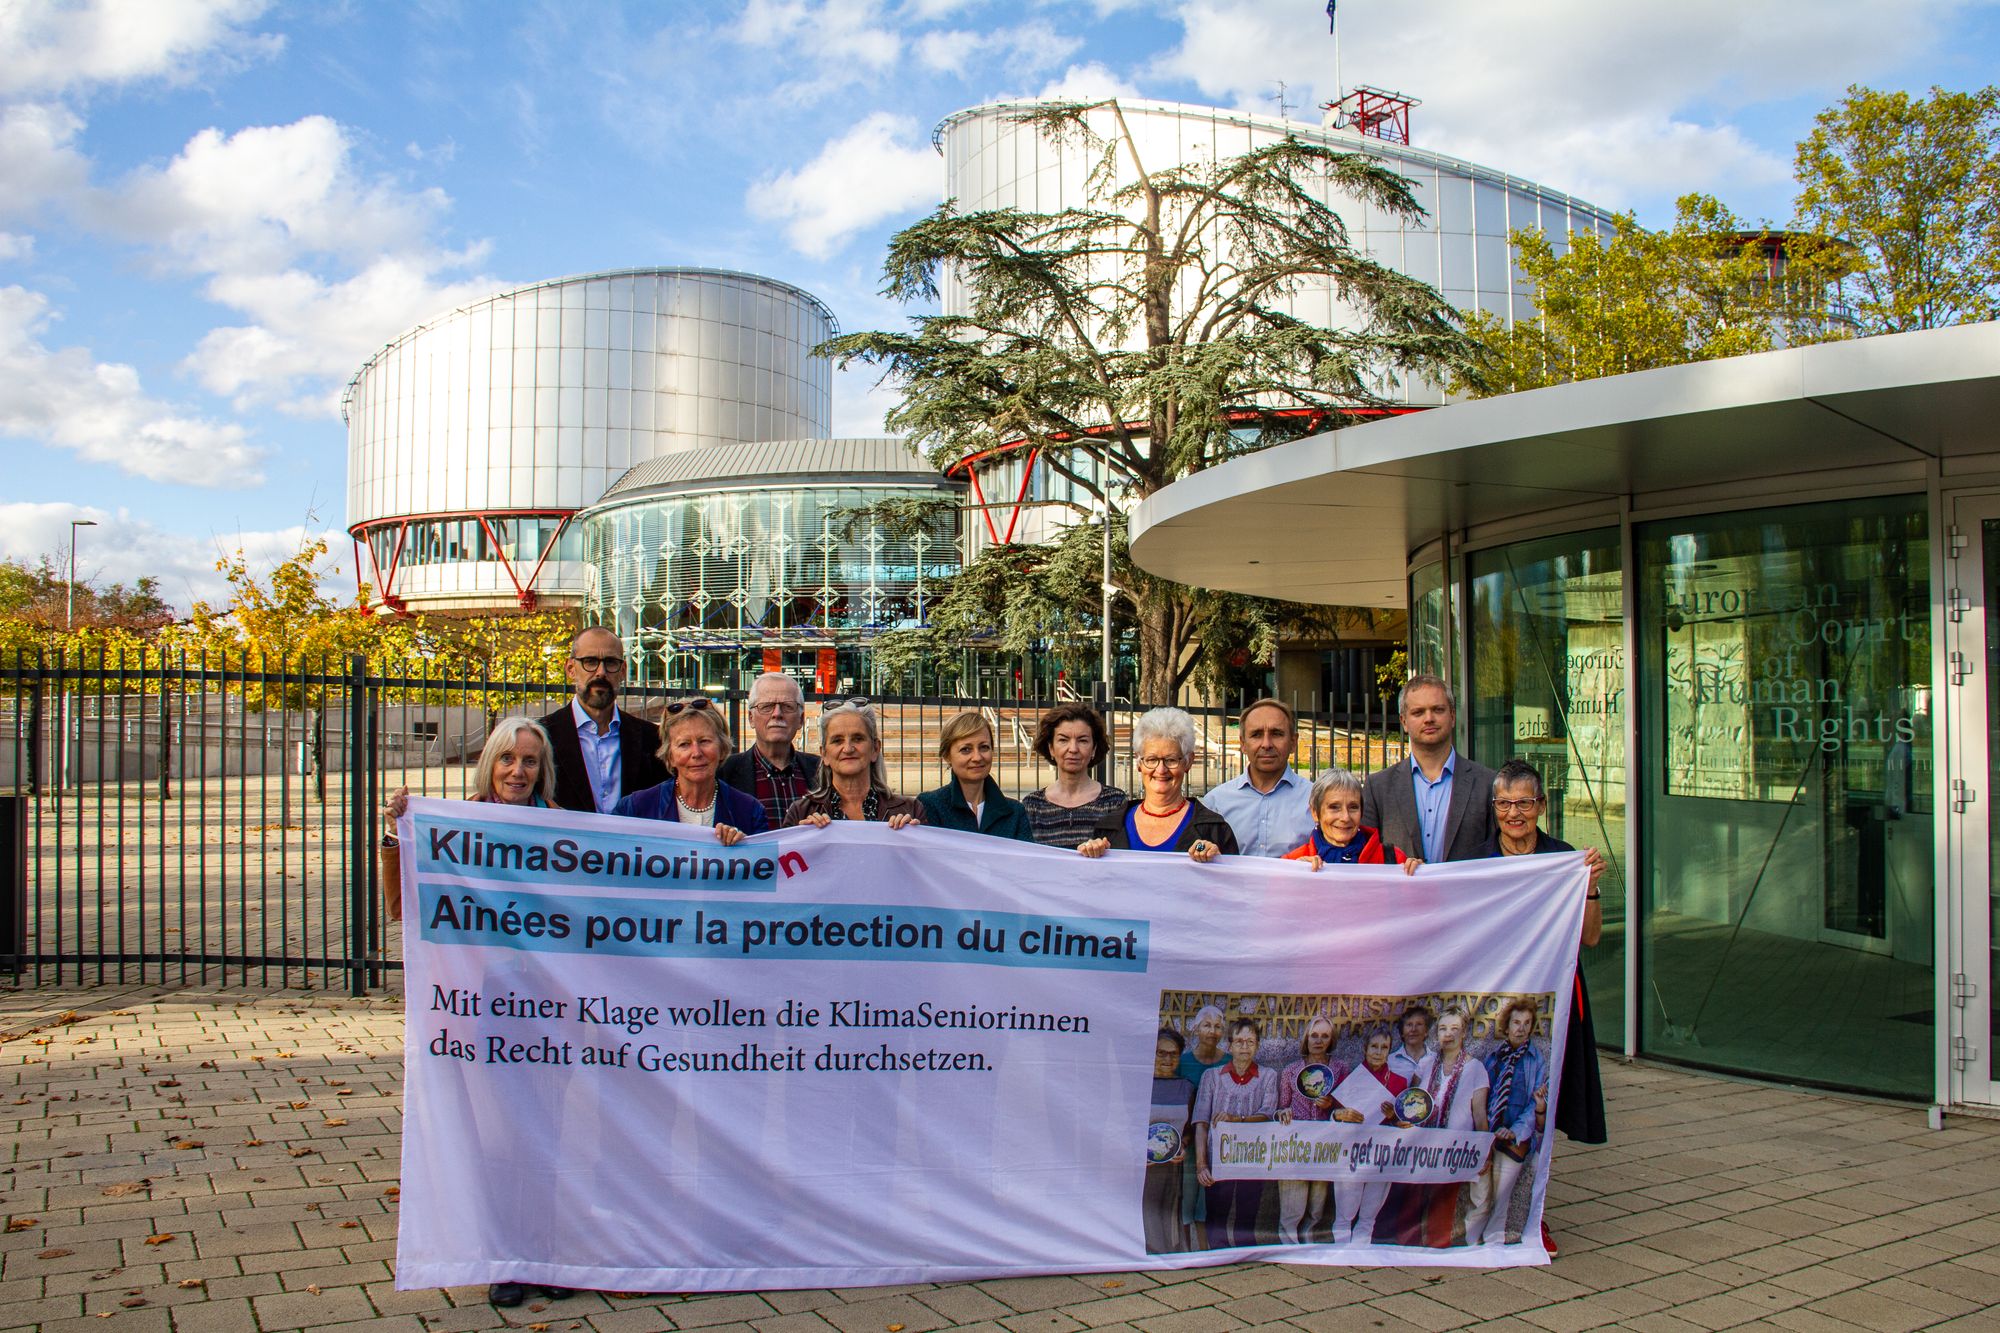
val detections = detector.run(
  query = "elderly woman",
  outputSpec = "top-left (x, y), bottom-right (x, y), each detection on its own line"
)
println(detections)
top-left (1328, 1024), bottom-right (1412, 1244)
top-left (1191, 1016), bottom-right (1281, 1248)
top-left (1077, 707), bottom-right (1237, 861)
top-left (1463, 997), bottom-right (1547, 1246)
top-left (610, 699), bottom-right (766, 842)
top-left (917, 710), bottom-right (1034, 840)
top-left (1476, 758), bottom-right (1608, 1255)
top-left (783, 701), bottom-right (922, 828)
top-left (383, 716), bottom-right (557, 818)
top-left (1405, 1006), bottom-right (1490, 1248)
top-left (1282, 769), bottom-right (1422, 873)
top-left (1173, 1005), bottom-right (1229, 1248)
top-left (1022, 703), bottom-right (1128, 849)
top-left (381, 717), bottom-right (571, 1311)
top-left (1146, 1028), bottom-right (1197, 1254)
top-left (1274, 1013), bottom-right (1347, 1243)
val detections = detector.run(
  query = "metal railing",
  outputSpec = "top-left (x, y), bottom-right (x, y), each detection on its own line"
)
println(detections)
top-left (0, 650), bottom-right (1405, 993)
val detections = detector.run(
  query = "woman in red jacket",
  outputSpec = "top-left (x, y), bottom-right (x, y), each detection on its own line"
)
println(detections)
top-left (1282, 769), bottom-right (1423, 874)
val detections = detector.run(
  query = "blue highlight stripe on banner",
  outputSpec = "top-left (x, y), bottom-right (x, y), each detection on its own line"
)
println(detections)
top-left (419, 886), bottom-right (1149, 972)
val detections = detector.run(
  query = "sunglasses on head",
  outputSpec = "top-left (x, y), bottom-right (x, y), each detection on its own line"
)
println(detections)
top-left (663, 698), bottom-right (714, 716)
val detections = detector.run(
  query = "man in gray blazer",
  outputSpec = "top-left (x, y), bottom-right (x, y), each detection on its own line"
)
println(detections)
top-left (1361, 673), bottom-right (1497, 863)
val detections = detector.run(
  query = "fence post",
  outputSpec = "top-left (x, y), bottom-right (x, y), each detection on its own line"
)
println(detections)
top-left (346, 653), bottom-right (371, 997)
top-left (1094, 678), bottom-right (1115, 785)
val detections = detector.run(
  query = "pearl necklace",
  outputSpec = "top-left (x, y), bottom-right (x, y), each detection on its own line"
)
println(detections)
top-left (678, 787), bottom-right (717, 814)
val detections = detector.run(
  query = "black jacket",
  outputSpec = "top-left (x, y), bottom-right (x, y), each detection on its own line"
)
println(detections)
top-left (718, 748), bottom-right (821, 796)
top-left (1091, 798), bottom-right (1240, 854)
top-left (538, 702), bottom-right (669, 814)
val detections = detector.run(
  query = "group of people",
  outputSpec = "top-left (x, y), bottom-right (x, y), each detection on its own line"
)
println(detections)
top-left (1149, 996), bottom-right (1560, 1255)
top-left (395, 630), bottom-right (1608, 1297)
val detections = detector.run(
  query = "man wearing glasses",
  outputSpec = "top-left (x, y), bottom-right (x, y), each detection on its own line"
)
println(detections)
top-left (719, 670), bottom-right (821, 828)
top-left (539, 627), bottom-right (669, 814)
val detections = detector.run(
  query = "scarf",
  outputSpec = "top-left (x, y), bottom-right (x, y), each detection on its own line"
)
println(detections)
top-left (1424, 1049), bottom-right (1469, 1127)
top-left (1311, 828), bottom-right (1365, 863)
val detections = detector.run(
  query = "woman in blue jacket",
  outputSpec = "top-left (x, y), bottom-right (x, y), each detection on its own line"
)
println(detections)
top-left (917, 710), bottom-right (1035, 841)
top-left (612, 698), bottom-right (767, 840)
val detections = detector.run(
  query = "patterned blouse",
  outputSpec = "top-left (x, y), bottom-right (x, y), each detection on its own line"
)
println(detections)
top-left (1022, 785), bottom-right (1129, 849)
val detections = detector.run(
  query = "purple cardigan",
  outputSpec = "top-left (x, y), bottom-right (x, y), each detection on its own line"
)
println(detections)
top-left (610, 779), bottom-right (770, 835)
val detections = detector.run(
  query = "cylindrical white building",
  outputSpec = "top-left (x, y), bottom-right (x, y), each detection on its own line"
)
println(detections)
top-left (343, 268), bottom-right (836, 613)
top-left (932, 98), bottom-right (1620, 556)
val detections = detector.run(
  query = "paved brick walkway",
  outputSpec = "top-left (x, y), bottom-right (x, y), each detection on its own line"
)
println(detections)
top-left (1, 988), bottom-right (1996, 1332)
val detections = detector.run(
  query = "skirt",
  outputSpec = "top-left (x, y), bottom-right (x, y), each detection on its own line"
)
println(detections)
top-left (1557, 963), bottom-right (1608, 1145)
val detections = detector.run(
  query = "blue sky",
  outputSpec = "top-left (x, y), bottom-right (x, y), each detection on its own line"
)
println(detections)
top-left (3, 0), bottom-right (1997, 610)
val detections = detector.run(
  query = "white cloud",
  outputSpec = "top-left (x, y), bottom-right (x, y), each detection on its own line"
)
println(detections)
top-left (0, 232), bottom-right (32, 261)
top-left (80, 116), bottom-right (498, 414)
top-left (1028, 60), bottom-right (1143, 103)
top-left (747, 111), bottom-right (939, 258)
top-left (1152, 0), bottom-right (1977, 208)
top-left (831, 364), bottom-right (907, 438)
top-left (0, 501), bottom-right (338, 614)
top-left (734, 0), bottom-right (902, 100)
top-left (0, 0), bottom-right (280, 98)
top-left (0, 285), bottom-right (264, 485)
top-left (915, 21), bottom-right (1079, 77)
top-left (0, 102), bottom-right (90, 222)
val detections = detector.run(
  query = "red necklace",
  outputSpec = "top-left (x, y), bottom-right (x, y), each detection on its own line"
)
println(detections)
top-left (1140, 798), bottom-right (1189, 819)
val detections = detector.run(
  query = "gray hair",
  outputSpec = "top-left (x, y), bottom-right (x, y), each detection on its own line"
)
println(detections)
top-left (474, 717), bottom-right (556, 806)
top-left (811, 701), bottom-right (888, 790)
top-left (1131, 706), bottom-right (1197, 767)
top-left (1396, 672), bottom-right (1457, 716)
top-left (747, 670), bottom-right (803, 706)
top-left (1493, 757), bottom-right (1546, 802)
top-left (1186, 1004), bottom-right (1226, 1039)
top-left (1308, 767), bottom-right (1363, 815)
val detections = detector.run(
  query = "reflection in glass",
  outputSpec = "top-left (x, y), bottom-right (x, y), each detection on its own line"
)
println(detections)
top-left (1468, 530), bottom-right (1625, 1047)
top-left (1638, 496), bottom-right (1931, 1097)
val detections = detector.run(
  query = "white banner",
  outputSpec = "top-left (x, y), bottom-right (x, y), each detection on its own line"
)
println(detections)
top-left (395, 798), bottom-right (1586, 1290)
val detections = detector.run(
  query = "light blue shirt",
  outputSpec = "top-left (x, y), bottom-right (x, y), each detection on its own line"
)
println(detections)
top-left (571, 699), bottom-right (622, 814)
top-left (1413, 749), bottom-right (1456, 864)
top-left (1204, 767), bottom-right (1313, 859)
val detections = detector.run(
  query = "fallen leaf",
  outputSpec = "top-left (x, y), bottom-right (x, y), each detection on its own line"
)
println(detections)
top-left (335, 1089), bottom-right (355, 1096)
top-left (887, 1325), bottom-right (904, 1331)
top-left (119, 1298), bottom-right (146, 1309)
top-left (288, 1148), bottom-right (316, 1158)
top-left (93, 1312), bottom-right (112, 1319)
top-left (100, 1182), bottom-right (149, 1197)
top-left (62, 1149), bottom-right (82, 1157)
top-left (1101, 1281), bottom-right (1124, 1289)
top-left (4, 1218), bottom-right (38, 1232)
top-left (199, 1060), bottom-right (216, 1070)
top-left (275, 1050), bottom-right (294, 1058)
top-left (241, 1139), bottom-right (264, 1148)
top-left (327, 1080), bottom-right (346, 1087)
top-left (321, 1118), bottom-right (347, 1128)
top-left (73, 1035), bottom-right (96, 1044)
top-left (383, 1186), bottom-right (399, 1197)
top-left (250, 1055), bottom-right (265, 1063)
top-left (178, 1279), bottom-right (204, 1290)
top-left (38, 1247), bottom-right (74, 1259)
top-left (170, 1140), bottom-right (204, 1151)
top-left (144, 1234), bottom-right (174, 1246)
top-left (339, 1221), bottom-right (360, 1229)
top-left (154, 1080), bottom-right (180, 1088)
top-left (32, 1038), bottom-right (49, 1046)
top-left (529, 1325), bottom-right (551, 1332)
top-left (288, 1101), bottom-right (309, 1110)
top-left (307, 1284), bottom-right (321, 1295)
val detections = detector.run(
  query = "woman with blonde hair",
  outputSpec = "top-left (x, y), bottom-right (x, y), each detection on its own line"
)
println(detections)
top-left (385, 715), bottom-right (557, 818)
top-left (1274, 1012), bottom-right (1347, 1242)
top-left (611, 698), bottom-right (765, 843)
top-left (917, 710), bottom-right (1034, 840)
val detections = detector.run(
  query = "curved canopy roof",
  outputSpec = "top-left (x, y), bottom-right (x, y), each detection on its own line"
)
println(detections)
top-left (1130, 320), bottom-right (2000, 608)
top-left (587, 438), bottom-right (951, 508)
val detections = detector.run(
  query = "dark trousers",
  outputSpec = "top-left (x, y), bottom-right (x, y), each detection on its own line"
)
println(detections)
top-left (1204, 1180), bottom-right (1265, 1247)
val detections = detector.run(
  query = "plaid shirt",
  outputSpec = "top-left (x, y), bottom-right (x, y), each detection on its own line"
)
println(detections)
top-left (750, 749), bottom-right (813, 829)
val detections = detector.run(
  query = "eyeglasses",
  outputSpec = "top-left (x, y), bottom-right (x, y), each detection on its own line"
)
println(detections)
top-left (1137, 755), bottom-right (1188, 774)
top-left (749, 701), bottom-right (802, 716)
top-left (1492, 798), bottom-right (1543, 813)
top-left (571, 655), bottom-right (626, 673)
top-left (663, 698), bottom-right (714, 716)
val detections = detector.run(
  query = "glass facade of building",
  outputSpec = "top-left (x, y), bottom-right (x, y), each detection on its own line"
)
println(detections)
top-left (1438, 494), bottom-right (1934, 1098)
top-left (1468, 530), bottom-right (1627, 1048)
top-left (583, 483), bottom-right (959, 691)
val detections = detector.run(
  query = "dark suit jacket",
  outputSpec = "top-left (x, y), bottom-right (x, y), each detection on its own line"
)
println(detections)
top-left (538, 702), bottom-right (669, 815)
top-left (1360, 753), bottom-right (1497, 863)
top-left (717, 748), bottom-right (821, 795)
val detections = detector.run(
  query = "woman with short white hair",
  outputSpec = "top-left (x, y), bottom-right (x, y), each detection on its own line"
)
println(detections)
top-left (1077, 707), bottom-right (1238, 861)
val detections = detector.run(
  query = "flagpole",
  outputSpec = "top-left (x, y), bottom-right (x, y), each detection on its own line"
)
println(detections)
top-left (1330, 2), bottom-right (1343, 124)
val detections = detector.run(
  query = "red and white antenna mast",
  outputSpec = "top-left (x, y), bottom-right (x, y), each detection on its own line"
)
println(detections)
top-left (1325, 85), bottom-right (1420, 145)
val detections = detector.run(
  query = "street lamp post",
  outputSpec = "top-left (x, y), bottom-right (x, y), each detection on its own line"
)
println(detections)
top-left (62, 518), bottom-right (97, 789)
top-left (66, 518), bottom-right (97, 630)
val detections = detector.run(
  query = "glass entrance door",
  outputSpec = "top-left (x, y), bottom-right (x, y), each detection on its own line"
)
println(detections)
top-left (1947, 494), bottom-right (2000, 1107)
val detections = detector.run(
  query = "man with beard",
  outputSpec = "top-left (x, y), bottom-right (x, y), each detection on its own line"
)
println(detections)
top-left (539, 627), bottom-right (669, 814)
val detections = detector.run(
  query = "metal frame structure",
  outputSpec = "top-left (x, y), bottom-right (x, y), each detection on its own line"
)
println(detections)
top-left (349, 509), bottom-right (575, 613)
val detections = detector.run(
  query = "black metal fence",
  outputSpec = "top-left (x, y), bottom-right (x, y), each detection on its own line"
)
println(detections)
top-left (0, 650), bottom-right (1405, 993)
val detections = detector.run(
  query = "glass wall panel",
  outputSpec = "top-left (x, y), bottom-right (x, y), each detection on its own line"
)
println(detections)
top-left (1637, 495), bottom-right (1932, 1097)
top-left (1468, 529), bottom-right (1626, 1047)
top-left (1409, 560), bottom-right (1448, 679)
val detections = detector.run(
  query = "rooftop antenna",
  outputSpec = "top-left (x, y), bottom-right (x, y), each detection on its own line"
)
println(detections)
top-left (1273, 79), bottom-right (1294, 123)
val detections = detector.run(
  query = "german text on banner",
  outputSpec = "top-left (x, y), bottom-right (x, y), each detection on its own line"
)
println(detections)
top-left (394, 798), bottom-right (1587, 1290)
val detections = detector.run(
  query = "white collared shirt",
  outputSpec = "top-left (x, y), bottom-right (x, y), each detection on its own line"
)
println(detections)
top-left (1203, 766), bottom-right (1313, 858)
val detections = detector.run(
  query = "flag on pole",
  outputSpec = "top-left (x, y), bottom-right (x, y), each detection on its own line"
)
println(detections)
top-left (1326, 0), bottom-right (1337, 34)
